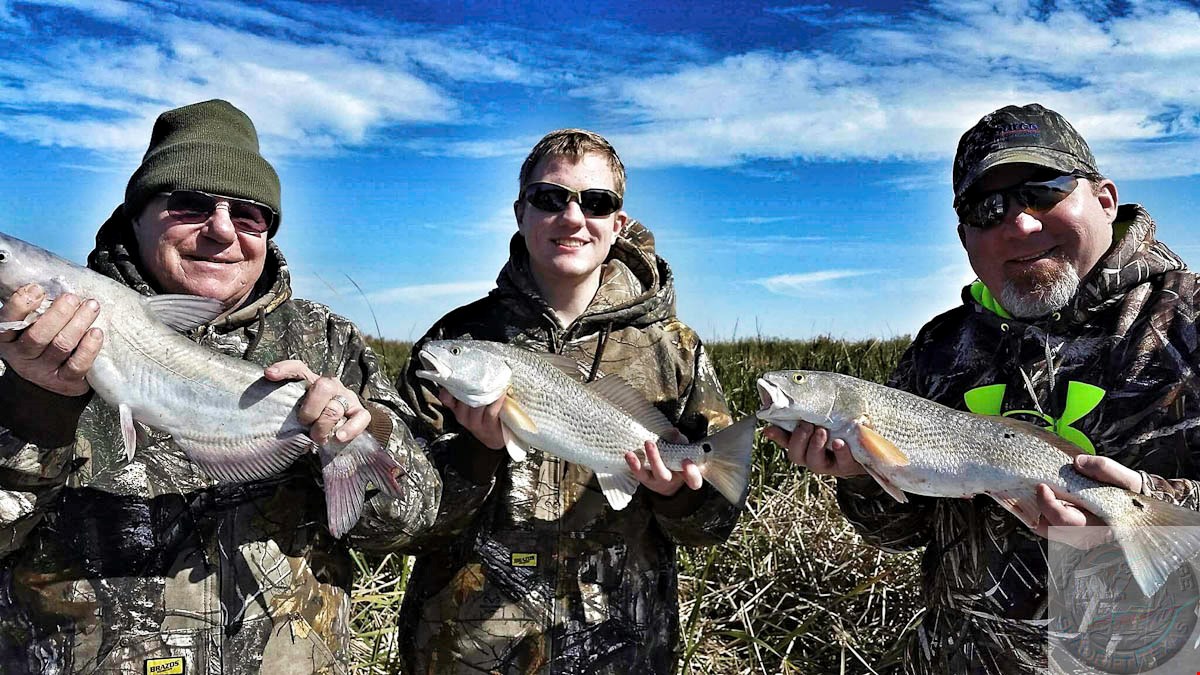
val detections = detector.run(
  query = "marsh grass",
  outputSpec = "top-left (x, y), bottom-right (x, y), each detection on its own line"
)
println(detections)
top-left (353, 337), bottom-right (922, 674)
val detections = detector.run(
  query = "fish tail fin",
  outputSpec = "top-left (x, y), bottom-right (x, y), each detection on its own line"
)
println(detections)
top-left (321, 435), bottom-right (406, 538)
top-left (698, 416), bottom-right (757, 507)
top-left (1106, 496), bottom-right (1200, 597)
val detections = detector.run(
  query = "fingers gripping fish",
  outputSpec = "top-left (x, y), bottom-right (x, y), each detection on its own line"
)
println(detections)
top-left (757, 369), bottom-right (1200, 598)
top-left (416, 339), bottom-right (755, 510)
top-left (0, 232), bottom-right (403, 538)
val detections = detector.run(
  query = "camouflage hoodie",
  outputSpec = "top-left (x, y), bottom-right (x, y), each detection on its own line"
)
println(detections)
top-left (0, 210), bottom-right (440, 674)
top-left (398, 221), bottom-right (741, 675)
top-left (836, 204), bottom-right (1200, 673)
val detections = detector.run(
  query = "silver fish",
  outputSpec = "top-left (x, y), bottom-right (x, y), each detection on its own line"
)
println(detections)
top-left (756, 369), bottom-right (1200, 598)
top-left (415, 339), bottom-right (754, 510)
top-left (0, 232), bottom-right (403, 537)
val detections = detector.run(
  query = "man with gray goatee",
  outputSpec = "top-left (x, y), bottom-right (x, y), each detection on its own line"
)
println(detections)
top-left (766, 103), bottom-right (1200, 673)
top-left (0, 99), bottom-right (440, 674)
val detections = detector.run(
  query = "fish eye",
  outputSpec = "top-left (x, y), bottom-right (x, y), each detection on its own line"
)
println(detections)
top-left (791, 373), bottom-right (805, 383)
top-left (0, 250), bottom-right (8, 263)
top-left (450, 346), bottom-right (461, 355)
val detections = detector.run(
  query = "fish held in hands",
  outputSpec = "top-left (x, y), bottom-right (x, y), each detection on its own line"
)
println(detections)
top-left (756, 369), bottom-right (1200, 597)
top-left (0, 232), bottom-right (403, 538)
top-left (416, 339), bottom-right (755, 510)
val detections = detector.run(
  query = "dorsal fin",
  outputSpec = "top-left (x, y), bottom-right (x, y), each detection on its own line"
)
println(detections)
top-left (991, 415), bottom-right (1085, 458)
top-left (539, 353), bottom-right (591, 382)
top-left (587, 375), bottom-right (676, 437)
top-left (144, 295), bottom-right (227, 332)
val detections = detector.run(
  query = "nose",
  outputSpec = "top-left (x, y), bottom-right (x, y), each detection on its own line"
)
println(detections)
top-left (559, 199), bottom-right (587, 226)
top-left (201, 202), bottom-right (238, 243)
top-left (999, 205), bottom-right (1043, 238)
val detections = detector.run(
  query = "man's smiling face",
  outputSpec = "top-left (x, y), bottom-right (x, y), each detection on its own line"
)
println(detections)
top-left (960, 163), bottom-right (1117, 318)
top-left (133, 193), bottom-right (268, 307)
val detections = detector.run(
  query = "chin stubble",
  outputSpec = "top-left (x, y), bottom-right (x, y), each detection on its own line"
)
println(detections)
top-left (1000, 262), bottom-right (1080, 319)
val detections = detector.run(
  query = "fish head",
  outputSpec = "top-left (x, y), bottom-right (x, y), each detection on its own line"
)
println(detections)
top-left (756, 370), bottom-right (858, 431)
top-left (0, 232), bottom-right (75, 300)
top-left (415, 340), bottom-right (512, 408)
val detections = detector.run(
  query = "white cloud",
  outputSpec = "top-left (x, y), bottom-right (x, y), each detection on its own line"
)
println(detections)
top-left (753, 269), bottom-right (875, 296)
top-left (0, 1), bottom-right (528, 156)
top-left (368, 280), bottom-right (496, 304)
top-left (588, 0), bottom-right (1200, 178)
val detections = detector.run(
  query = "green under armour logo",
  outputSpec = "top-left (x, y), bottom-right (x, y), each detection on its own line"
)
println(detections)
top-left (963, 381), bottom-right (1105, 454)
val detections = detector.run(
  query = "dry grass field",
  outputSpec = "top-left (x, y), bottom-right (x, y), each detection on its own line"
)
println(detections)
top-left (351, 337), bottom-right (922, 674)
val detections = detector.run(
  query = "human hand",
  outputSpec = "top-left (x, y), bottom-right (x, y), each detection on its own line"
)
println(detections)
top-left (1034, 454), bottom-right (1142, 547)
top-left (438, 387), bottom-right (506, 451)
top-left (762, 421), bottom-right (867, 478)
top-left (624, 430), bottom-right (702, 497)
top-left (265, 360), bottom-right (370, 444)
top-left (0, 284), bottom-right (102, 397)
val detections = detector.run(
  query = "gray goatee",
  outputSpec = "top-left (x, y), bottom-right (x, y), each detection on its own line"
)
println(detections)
top-left (1001, 263), bottom-right (1080, 319)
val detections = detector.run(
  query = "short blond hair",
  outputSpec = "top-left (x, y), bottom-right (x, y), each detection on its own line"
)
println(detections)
top-left (518, 129), bottom-right (626, 197)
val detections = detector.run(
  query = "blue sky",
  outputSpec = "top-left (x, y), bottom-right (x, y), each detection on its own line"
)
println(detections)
top-left (4, 0), bottom-right (1200, 341)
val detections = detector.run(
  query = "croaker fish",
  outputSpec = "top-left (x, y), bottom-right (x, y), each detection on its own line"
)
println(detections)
top-left (0, 232), bottom-right (403, 537)
top-left (757, 369), bottom-right (1200, 597)
top-left (416, 339), bottom-right (754, 510)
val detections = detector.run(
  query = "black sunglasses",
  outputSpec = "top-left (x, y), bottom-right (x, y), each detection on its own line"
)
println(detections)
top-left (523, 181), bottom-right (623, 217)
top-left (159, 190), bottom-right (276, 234)
top-left (956, 173), bottom-right (1085, 231)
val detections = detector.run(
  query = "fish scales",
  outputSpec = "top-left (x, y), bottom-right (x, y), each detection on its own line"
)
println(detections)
top-left (416, 339), bottom-right (755, 510)
top-left (757, 369), bottom-right (1200, 598)
top-left (0, 232), bottom-right (404, 537)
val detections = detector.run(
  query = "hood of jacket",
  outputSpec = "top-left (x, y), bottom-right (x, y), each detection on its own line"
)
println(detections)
top-left (86, 204), bottom-right (292, 331)
top-left (493, 219), bottom-right (677, 333)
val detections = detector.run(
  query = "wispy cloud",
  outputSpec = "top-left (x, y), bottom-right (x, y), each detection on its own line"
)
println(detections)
top-left (753, 269), bottom-right (875, 296)
top-left (367, 280), bottom-right (495, 304)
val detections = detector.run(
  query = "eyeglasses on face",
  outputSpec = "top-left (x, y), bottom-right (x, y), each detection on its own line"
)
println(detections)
top-left (158, 190), bottom-right (276, 234)
top-left (957, 173), bottom-right (1085, 231)
top-left (522, 181), bottom-right (623, 217)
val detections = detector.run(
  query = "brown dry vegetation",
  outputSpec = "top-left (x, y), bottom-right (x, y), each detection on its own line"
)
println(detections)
top-left (352, 337), bottom-right (922, 674)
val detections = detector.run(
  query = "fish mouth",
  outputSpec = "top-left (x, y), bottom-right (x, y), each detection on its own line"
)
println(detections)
top-left (755, 378), bottom-right (791, 417)
top-left (414, 348), bottom-right (449, 384)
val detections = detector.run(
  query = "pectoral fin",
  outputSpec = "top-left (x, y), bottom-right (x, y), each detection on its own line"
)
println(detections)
top-left (862, 464), bottom-right (909, 504)
top-left (856, 424), bottom-right (909, 466)
top-left (500, 423), bottom-right (529, 462)
top-left (500, 395), bottom-right (538, 434)
top-left (988, 490), bottom-right (1041, 529)
top-left (119, 403), bottom-right (136, 461)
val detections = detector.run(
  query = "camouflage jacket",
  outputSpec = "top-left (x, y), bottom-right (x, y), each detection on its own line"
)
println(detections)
top-left (397, 221), bottom-right (741, 675)
top-left (837, 205), bottom-right (1200, 674)
top-left (0, 212), bottom-right (440, 675)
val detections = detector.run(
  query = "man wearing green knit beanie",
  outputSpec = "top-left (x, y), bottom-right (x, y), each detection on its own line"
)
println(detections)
top-left (0, 100), bottom-right (440, 674)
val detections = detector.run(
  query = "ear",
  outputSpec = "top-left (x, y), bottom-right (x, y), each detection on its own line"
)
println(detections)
top-left (612, 210), bottom-right (628, 236)
top-left (956, 222), bottom-right (966, 247)
top-left (1095, 178), bottom-right (1118, 223)
top-left (513, 199), bottom-right (525, 231)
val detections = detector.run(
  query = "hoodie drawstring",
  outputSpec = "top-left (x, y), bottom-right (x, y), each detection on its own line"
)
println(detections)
top-left (586, 322), bottom-right (613, 383)
top-left (242, 307), bottom-right (267, 360)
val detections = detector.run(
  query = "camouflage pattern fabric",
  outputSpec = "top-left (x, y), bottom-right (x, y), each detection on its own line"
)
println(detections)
top-left (398, 220), bottom-right (741, 675)
top-left (837, 205), bottom-right (1200, 674)
top-left (0, 210), bottom-right (441, 674)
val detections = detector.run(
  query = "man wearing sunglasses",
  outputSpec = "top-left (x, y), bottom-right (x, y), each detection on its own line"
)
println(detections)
top-left (0, 100), bottom-right (439, 674)
top-left (397, 129), bottom-right (744, 674)
top-left (768, 103), bottom-right (1200, 673)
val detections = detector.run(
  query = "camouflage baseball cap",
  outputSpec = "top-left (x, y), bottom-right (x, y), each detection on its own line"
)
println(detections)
top-left (952, 103), bottom-right (1098, 206)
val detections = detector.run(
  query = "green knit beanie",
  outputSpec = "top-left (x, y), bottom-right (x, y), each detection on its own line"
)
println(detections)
top-left (125, 99), bottom-right (282, 236)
